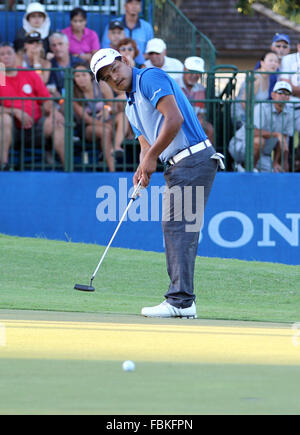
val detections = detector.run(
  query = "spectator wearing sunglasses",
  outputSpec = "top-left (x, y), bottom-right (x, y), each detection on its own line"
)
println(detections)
top-left (117, 37), bottom-right (145, 69)
top-left (229, 81), bottom-right (293, 172)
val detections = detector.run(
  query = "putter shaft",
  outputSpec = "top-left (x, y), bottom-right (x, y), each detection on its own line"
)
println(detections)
top-left (90, 181), bottom-right (142, 281)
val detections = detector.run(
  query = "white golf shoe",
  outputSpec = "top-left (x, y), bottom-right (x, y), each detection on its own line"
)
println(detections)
top-left (141, 301), bottom-right (197, 319)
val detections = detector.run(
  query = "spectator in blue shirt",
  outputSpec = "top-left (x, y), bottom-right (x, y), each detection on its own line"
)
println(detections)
top-left (101, 0), bottom-right (154, 65)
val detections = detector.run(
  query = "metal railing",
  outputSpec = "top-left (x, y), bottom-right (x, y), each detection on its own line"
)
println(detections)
top-left (0, 0), bottom-right (121, 13)
top-left (151, 0), bottom-right (216, 71)
top-left (1, 67), bottom-right (300, 173)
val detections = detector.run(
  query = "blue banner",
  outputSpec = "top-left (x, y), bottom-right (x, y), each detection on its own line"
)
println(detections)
top-left (1, 172), bottom-right (300, 265)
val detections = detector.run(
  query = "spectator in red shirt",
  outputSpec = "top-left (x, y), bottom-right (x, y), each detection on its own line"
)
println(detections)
top-left (0, 43), bottom-right (64, 170)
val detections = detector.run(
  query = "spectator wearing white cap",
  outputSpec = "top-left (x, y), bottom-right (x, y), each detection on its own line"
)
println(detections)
top-left (179, 56), bottom-right (214, 144)
top-left (229, 80), bottom-right (293, 172)
top-left (14, 2), bottom-right (51, 57)
top-left (144, 38), bottom-right (184, 85)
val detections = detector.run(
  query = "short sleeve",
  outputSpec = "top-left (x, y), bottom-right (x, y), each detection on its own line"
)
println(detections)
top-left (139, 68), bottom-right (174, 108)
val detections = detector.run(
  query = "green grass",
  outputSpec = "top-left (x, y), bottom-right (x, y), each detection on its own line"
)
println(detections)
top-left (1, 359), bottom-right (299, 415)
top-left (1, 233), bottom-right (300, 323)
top-left (1, 233), bottom-right (300, 415)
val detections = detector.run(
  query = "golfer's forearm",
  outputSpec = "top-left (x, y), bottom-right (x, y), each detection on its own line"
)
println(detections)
top-left (147, 117), bottom-right (183, 159)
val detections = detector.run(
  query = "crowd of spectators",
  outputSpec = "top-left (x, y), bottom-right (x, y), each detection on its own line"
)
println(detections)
top-left (0, 1), bottom-right (300, 173)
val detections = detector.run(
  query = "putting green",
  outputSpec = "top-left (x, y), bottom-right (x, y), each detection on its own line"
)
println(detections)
top-left (1, 315), bottom-right (299, 366)
top-left (0, 310), bottom-right (300, 415)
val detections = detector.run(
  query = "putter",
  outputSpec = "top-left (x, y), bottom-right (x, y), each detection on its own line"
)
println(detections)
top-left (74, 180), bottom-right (142, 292)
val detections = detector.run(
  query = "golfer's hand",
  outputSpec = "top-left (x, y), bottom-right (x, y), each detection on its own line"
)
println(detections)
top-left (134, 153), bottom-right (157, 188)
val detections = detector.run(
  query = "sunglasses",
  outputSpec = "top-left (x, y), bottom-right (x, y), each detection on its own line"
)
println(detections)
top-left (276, 90), bottom-right (291, 96)
top-left (119, 46), bottom-right (134, 52)
top-left (274, 44), bottom-right (289, 49)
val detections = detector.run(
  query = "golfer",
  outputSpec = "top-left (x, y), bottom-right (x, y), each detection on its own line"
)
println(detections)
top-left (91, 48), bottom-right (223, 318)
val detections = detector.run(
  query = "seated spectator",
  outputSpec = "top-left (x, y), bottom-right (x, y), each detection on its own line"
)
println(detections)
top-left (232, 51), bottom-right (280, 127)
top-left (229, 81), bottom-right (293, 172)
top-left (0, 43), bottom-right (64, 170)
top-left (61, 7), bottom-right (100, 64)
top-left (144, 38), bottom-right (184, 85)
top-left (280, 37), bottom-right (300, 133)
top-left (20, 31), bottom-right (51, 84)
top-left (104, 20), bottom-right (126, 51)
top-left (254, 33), bottom-right (291, 99)
top-left (179, 56), bottom-right (214, 144)
top-left (73, 62), bottom-right (116, 172)
top-left (14, 2), bottom-right (51, 59)
top-left (117, 37), bottom-right (144, 68)
top-left (101, 0), bottom-right (154, 66)
top-left (47, 32), bottom-right (82, 99)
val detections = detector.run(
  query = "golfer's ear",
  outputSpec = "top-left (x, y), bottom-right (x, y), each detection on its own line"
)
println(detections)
top-left (121, 55), bottom-right (131, 66)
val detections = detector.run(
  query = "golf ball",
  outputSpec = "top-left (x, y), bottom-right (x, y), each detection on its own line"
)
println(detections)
top-left (122, 360), bottom-right (135, 372)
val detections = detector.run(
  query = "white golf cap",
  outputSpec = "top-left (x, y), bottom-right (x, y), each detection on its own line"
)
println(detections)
top-left (145, 38), bottom-right (167, 54)
top-left (273, 80), bottom-right (292, 94)
top-left (90, 48), bottom-right (122, 81)
top-left (25, 2), bottom-right (47, 18)
top-left (184, 56), bottom-right (205, 73)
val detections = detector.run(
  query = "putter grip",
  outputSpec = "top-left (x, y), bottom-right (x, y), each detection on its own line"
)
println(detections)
top-left (131, 180), bottom-right (142, 200)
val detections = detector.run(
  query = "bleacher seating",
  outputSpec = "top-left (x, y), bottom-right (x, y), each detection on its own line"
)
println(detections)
top-left (0, 10), bottom-right (111, 43)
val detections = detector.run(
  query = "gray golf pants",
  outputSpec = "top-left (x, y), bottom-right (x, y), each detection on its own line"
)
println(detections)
top-left (162, 147), bottom-right (218, 308)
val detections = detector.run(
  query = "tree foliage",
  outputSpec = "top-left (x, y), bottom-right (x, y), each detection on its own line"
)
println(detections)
top-left (236, 0), bottom-right (300, 22)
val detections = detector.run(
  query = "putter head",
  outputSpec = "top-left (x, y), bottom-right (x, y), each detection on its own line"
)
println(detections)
top-left (74, 283), bottom-right (95, 292)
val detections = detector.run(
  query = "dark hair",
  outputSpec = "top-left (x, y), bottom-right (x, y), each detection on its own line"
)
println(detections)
top-left (70, 7), bottom-right (87, 20)
top-left (73, 61), bottom-right (93, 103)
top-left (0, 41), bottom-right (14, 49)
top-left (117, 37), bottom-right (139, 58)
top-left (260, 51), bottom-right (278, 61)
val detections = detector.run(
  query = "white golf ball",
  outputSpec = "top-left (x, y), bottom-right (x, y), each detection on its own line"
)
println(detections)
top-left (122, 360), bottom-right (135, 372)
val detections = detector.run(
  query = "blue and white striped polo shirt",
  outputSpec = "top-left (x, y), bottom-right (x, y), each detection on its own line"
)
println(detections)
top-left (125, 67), bottom-right (207, 163)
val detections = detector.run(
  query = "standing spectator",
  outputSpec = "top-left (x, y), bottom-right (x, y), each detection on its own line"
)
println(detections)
top-left (105, 20), bottom-right (126, 50)
top-left (144, 38), bottom-right (184, 85)
top-left (101, 0), bottom-right (154, 65)
top-left (73, 62), bottom-right (115, 172)
top-left (14, 2), bottom-right (51, 58)
top-left (0, 43), bottom-right (64, 170)
top-left (61, 7), bottom-right (100, 64)
top-left (47, 32), bottom-right (82, 98)
top-left (21, 31), bottom-right (51, 84)
top-left (254, 33), bottom-right (291, 99)
top-left (229, 81), bottom-right (293, 172)
top-left (179, 56), bottom-right (214, 144)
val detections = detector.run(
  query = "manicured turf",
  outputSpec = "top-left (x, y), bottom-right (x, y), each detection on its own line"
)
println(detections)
top-left (1, 234), bottom-right (300, 415)
top-left (1, 358), bottom-right (299, 415)
top-left (1, 233), bottom-right (300, 322)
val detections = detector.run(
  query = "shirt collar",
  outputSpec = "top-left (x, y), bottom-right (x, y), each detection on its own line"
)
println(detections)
top-left (126, 67), bottom-right (139, 103)
top-left (121, 15), bottom-right (141, 30)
